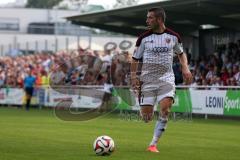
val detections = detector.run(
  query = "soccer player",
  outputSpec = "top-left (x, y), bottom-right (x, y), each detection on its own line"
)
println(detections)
top-left (130, 7), bottom-right (192, 153)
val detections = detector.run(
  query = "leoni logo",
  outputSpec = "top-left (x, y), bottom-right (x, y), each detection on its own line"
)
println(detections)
top-left (205, 96), bottom-right (224, 108)
top-left (205, 96), bottom-right (240, 111)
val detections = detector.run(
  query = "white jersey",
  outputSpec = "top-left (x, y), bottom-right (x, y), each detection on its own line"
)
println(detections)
top-left (132, 28), bottom-right (183, 85)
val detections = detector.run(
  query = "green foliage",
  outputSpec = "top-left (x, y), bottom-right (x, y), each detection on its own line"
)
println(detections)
top-left (26, 0), bottom-right (62, 9)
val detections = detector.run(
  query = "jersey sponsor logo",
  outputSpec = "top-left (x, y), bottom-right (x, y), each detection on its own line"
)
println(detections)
top-left (145, 40), bottom-right (154, 44)
top-left (152, 47), bottom-right (169, 53)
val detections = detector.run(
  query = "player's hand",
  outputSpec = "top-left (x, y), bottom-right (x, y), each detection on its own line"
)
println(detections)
top-left (182, 68), bottom-right (192, 85)
top-left (130, 77), bottom-right (140, 95)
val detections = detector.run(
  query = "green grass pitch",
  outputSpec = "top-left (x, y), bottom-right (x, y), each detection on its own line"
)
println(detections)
top-left (0, 107), bottom-right (240, 160)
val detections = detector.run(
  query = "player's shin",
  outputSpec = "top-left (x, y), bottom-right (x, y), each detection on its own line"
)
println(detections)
top-left (149, 116), bottom-right (168, 146)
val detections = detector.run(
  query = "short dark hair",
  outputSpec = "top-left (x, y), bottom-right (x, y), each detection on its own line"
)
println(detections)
top-left (148, 7), bottom-right (166, 22)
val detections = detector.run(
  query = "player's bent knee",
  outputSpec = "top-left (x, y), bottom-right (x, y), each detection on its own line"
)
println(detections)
top-left (141, 113), bottom-right (153, 123)
top-left (160, 107), bottom-right (170, 118)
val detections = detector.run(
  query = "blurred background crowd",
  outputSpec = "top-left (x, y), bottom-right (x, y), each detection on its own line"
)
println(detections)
top-left (0, 40), bottom-right (239, 88)
top-left (175, 40), bottom-right (240, 86)
top-left (0, 47), bottom-right (132, 88)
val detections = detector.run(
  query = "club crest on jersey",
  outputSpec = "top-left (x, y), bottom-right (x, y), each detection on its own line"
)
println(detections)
top-left (165, 38), bottom-right (171, 44)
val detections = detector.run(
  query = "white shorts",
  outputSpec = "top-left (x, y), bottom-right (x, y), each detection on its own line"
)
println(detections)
top-left (137, 81), bottom-right (175, 106)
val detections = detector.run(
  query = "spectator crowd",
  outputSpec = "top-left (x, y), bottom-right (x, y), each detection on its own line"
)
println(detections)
top-left (0, 48), bottom-right (131, 88)
top-left (175, 40), bottom-right (240, 87)
top-left (0, 40), bottom-right (239, 88)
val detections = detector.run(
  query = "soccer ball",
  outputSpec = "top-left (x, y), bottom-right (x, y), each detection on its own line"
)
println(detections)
top-left (93, 135), bottom-right (115, 156)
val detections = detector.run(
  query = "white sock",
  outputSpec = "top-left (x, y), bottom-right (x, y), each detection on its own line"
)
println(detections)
top-left (149, 117), bottom-right (168, 146)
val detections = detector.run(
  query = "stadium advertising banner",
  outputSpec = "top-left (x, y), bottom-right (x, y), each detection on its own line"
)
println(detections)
top-left (223, 90), bottom-right (240, 116)
top-left (114, 88), bottom-right (137, 110)
top-left (45, 88), bottom-right (103, 108)
top-left (190, 90), bottom-right (226, 115)
top-left (0, 88), bottom-right (240, 116)
top-left (171, 89), bottom-right (192, 113)
top-left (45, 88), bottom-right (73, 107)
top-left (0, 88), bottom-right (23, 105)
top-left (72, 95), bottom-right (102, 109)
